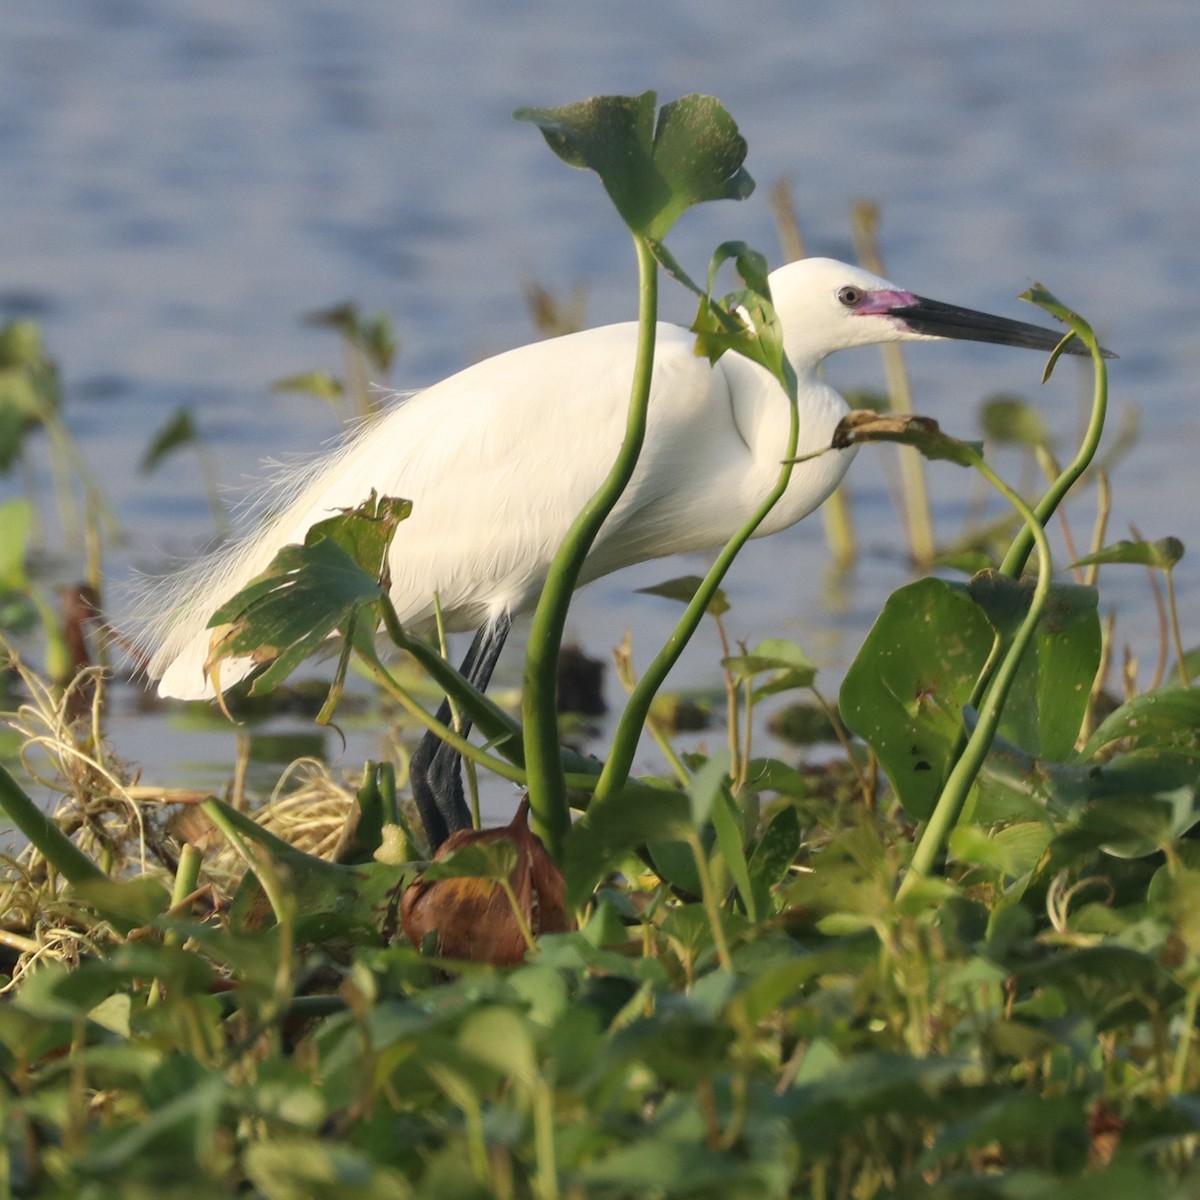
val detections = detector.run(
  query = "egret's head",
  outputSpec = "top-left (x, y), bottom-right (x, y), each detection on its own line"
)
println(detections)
top-left (766, 257), bottom-right (1106, 368)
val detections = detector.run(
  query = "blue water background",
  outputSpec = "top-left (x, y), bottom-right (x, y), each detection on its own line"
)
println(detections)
top-left (2, 1), bottom-right (1198, 807)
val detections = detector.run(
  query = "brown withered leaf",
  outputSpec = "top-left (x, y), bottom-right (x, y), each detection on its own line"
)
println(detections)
top-left (400, 799), bottom-right (571, 964)
top-left (830, 409), bottom-right (982, 467)
top-left (1087, 1099), bottom-right (1124, 1170)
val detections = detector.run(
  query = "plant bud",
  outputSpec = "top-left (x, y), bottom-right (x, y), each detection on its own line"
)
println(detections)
top-left (400, 799), bottom-right (571, 964)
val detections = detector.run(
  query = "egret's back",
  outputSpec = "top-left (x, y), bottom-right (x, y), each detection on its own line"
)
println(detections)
top-left (136, 322), bottom-right (786, 699)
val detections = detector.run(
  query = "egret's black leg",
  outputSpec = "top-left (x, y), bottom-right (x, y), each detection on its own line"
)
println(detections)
top-left (410, 614), bottom-right (512, 850)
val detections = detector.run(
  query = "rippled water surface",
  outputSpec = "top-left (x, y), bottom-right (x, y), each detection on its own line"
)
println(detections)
top-left (3, 1), bottom-right (1199, 811)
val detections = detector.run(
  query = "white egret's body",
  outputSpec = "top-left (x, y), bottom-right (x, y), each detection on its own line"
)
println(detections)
top-left (139, 256), bottom-right (1084, 705)
top-left (136, 254), bottom-right (1095, 846)
top-left (144, 261), bottom-right (870, 698)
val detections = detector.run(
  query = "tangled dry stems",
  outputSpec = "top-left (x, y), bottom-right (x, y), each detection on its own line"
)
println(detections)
top-left (0, 656), bottom-right (362, 989)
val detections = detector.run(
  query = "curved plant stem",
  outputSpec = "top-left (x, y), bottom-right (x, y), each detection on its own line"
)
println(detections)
top-left (940, 313), bottom-right (1109, 796)
top-left (592, 365), bottom-right (800, 806)
top-left (358, 645), bottom-right (528, 786)
top-left (378, 596), bottom-right (521, 756)
top-left (363, 630), bottom-right (667, 802)
top-left (522, 236), bottom-right (660, 857)
top-left (900, 459), bottom-right (1053, 897)
top-left (999, 316), bottom-right (1108, 579)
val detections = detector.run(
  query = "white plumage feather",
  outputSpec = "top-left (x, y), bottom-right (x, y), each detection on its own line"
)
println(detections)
top-left (133, 256), bottom-right (1059, 701)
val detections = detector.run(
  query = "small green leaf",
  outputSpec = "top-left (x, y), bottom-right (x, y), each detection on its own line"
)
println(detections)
top-left (710, 789), bottom-right (755, 920)
top-left (303, 301), bottom-right (361, 338)
top-left (458, 1007), bottom-right (538, 1085)
top-left (1016, 944), bottom-right (1178, 1027)
top-left (979, 394), bottom-right (1051, 448)
top-left (140, 407), bottom-right (197, 474)
top-left (1071, 536), bottom-right (1184, 571)
top-left (515, 92), bottom-right (754, 241)
top-left (0, 497), bottom-right (32, 590)
top-left (688, 752), bottom-right (731, 829)
top-left (358, 313), bottom-right (399, 374)
top-left (271, 370), bottom-right (344, 404)
top-left (304, 491), bottom-right (412, 583)
top-left (949, 822), bottom-right (1052, 880)
top-left (205, 538), bottom-right (382, 695)
top-left (420, 839), bottom-right (519, 883)
top-left (73, 876), bottom-right (172, 930)
top-left (206, 798), bottom-right (406, 940)
top-left (204, 493), bottom-right (409, 695)
top-left (964, 573), bottom-right (1101, 760)
top-left (748, 803), bottom-right (801, 915)
top-left (741, 758), bottom-right (807, 797)
top-left (1079, 686), bottom-right (1200, 759)
top-left (564, 783), bottom-right (691, 909)
top-left (245, 1140), bottom-right (411, 1198)
top-left (637, 574), bottom-right (730, 617)
top-left (722, 637), bottom-right (817, 696)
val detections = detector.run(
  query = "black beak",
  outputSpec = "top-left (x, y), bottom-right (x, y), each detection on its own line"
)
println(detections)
top-left (889, 295), bottom-right (1115, 359)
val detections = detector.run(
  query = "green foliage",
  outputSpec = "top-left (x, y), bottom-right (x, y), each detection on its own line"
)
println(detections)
top-left (205, 493), bottom-right (410, 703)
top-left (1074, 536), bottom-right (1185, 570)
top-left (841, 577), bottom-right (994, 819)
top-left (637, 574), bottom-right (731, 618)
top-left (139, 407), bottom-right (199, 474)
top-left (0, 320), bottom-right (58, 472)
top-left (5, 87), bottom-right (1200, 1198)
top-left (274, 303), bottom-right (400, 422)
top-left (8, 767), bottom-right (1200, 1195)
top-left (0, 497), bottom-right (33, 592)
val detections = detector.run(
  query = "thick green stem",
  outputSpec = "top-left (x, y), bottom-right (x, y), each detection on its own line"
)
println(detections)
top-left (522, 236), bottom-right (660, 857)
top-left (593, 367), bottom-right (800, 805)
top-left (0, 762), bottom-right (104, 885)
top-left (900, 460), bottom-right (1053, 896)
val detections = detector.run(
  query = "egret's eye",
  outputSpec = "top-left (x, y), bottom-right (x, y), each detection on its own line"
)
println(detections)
top-left (837, 285), bottom-right (864, 308)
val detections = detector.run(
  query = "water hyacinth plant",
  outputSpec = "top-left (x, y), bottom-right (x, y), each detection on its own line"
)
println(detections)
top-left (2, 91), bottom-right (1200, 1197)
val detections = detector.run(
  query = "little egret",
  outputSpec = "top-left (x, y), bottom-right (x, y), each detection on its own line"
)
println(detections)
top-left (138, 257), bottom-right (1093, 846)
